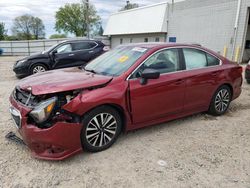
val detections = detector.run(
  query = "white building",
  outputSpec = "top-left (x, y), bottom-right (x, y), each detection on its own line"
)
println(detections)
top-left (104, 0), bottom-right (250, 62)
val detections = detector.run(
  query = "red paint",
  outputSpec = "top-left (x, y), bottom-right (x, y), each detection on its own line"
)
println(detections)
top-left (9, 43), bottom-right (243, 160)
top-left (18, 67), bottom-right (112, 95)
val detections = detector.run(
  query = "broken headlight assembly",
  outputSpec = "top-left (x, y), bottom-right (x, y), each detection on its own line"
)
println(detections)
top-left (28, 89), bottom-right (82, 128)
top-left (29, 97), bottom-right (57, 124)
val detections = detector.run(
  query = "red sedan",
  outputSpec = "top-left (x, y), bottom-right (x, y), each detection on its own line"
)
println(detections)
top-left (9, 43), bottom-right (242, 160)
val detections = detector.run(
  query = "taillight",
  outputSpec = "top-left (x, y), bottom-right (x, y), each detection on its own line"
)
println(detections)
top-left (103, 46), bottom-right (110, 52)
top-left (237, 66), bottom-right (243, 74)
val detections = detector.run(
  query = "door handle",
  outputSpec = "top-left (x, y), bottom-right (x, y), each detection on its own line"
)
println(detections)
top-left (175, 79), bottom-right (184, 85)
top-left (211, 71), bottom-right (219, 77)
top-left (68, 54), bottom-right (75, 56)
top-left (89, 50), bottom-right (94, 53)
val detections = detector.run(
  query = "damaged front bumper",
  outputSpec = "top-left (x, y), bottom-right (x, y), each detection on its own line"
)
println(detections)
top-left (9, 94), bottom-right (83, 160)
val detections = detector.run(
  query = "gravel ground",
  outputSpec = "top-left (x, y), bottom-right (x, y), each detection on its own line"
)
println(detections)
top-left (0, 56), bottom-right (250, 188)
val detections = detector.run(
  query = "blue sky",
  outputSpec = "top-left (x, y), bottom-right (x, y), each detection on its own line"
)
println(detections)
top-left (0, 0), bottom-right (167, 38)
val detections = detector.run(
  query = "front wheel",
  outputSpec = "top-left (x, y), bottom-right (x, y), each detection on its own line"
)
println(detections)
top-left (208, 85), bottom-right (232, 116)
top-left (81, 106), bottom-right (122, 152)
top-left (31, 64), bottom-right (47, 75)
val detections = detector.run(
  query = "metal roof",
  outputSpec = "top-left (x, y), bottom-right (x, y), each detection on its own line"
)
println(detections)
top-left (104, 2), bottom-right (168, 36)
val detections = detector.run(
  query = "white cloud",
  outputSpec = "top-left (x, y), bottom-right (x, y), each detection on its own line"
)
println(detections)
top-left (0, 0), bottom-right (168, 37)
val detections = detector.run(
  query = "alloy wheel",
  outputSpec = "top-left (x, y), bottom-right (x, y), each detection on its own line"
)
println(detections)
top-left (215, 89), bottom-right (230, 113)
top-left (33, 65), bottom-right (46, 74)
top-left (86, 113), bottom-right (117, 147)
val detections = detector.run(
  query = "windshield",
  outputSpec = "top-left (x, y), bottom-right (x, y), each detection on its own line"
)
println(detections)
top-left (43, 43), bottom-right (59, 53)
top-left (84, 46), bottom-right (148, 76)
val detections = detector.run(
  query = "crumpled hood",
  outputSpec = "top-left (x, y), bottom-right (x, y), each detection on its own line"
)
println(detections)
top-left (18, 67), bottom-right (113, 95)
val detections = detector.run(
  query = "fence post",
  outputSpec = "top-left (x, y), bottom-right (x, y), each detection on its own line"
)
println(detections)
top-left (43, 40), bottom-right (46, 51)
top-left (27, 40), bottom-right (30, 56)
top-left (10, 41), bottom-right (13, 56)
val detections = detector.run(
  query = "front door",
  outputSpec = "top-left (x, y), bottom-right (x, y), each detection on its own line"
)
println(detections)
top-left (52, 43), bottom-right (78, 69)
top-left (128, 48), bottom-right (186, 124)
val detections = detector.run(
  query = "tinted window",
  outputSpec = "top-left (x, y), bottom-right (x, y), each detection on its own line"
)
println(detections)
top-left (207, 53), bottom-right (220, 66)
top-left (56, 44), bottom-right (72, 54)
top-left (72, 42), bottom-right (96, 51)
top-left (183, 48), bottom-right (207, 70)
top-left (132, 48), bottom-right (180, 78)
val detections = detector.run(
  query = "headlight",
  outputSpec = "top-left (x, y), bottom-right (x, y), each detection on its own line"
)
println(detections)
top-left (248, 60), bottom-right (250, 65)
top-left (16, 59), bottom-right (27, 66)
top-left (29, 97), bottom-right (57, 124)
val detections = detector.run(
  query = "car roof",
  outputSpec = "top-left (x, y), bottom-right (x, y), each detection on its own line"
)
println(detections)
top-left (61, 39), bottom-right (103, 44)
top-left (119, 42), bottom-right (203, 49)
top-left (119, 42), bottom-right (225, 60)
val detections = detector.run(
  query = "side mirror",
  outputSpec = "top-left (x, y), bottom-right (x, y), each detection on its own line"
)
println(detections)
top-left (52, 50), bottom-right (57, 56)
top-left (140, 68), bottom-right (160, 85)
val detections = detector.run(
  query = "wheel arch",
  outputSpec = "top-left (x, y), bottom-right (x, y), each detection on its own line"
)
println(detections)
top-left (29, 62), bottom-right (50, 73)
top-left (219, 83), bottom-right (233, 97)
top-left (82, 103), bottom-right (127, 133)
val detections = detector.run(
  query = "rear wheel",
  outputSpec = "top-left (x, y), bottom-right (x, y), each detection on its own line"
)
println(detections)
top-left (208, 85), bottom-right (232, 116)
top-left (31, 64), bottom-right (47, 74)
top-left (81, 106), bottom-right (122, 152)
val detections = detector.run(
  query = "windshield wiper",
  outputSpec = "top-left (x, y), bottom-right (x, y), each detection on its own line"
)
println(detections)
top-left (83, 67), bottom-right (97, 74)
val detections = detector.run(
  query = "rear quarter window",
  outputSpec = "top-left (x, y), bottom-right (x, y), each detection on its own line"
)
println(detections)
top-left (207, 54), bottom-right (220, 66)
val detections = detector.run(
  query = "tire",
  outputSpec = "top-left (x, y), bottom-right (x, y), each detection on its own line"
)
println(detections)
top-left (247, 79), bottom-right (250, 84)
top-left (208, 85), bottom-right (232, 116)
top-left (81, 106), bottom-right (122, 152)
top-left (30, 64), bottom-right (47, 75)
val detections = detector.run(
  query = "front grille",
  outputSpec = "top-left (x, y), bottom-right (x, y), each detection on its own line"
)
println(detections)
top-left (13, 87), bottom-right (38, 106)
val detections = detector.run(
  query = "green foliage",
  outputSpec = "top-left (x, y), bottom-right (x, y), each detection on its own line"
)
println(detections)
top-left (49, 33), bottom-right (67, 39)
top-left (0, 22), bottom-right (7, 40)
top-left (12, 14), bottom-right (45, 40)
top-left (4, 35), bottom-right (18, 41)
top-left (55, 3), bottom-right (100, 37)
top-left (98, 25), bottom-right (104, 36)
top-left (120, 1), bottom-right (139, 11)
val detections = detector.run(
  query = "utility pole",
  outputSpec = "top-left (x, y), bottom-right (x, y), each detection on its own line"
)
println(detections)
top-left (82, 0), bottom-right (90, 39)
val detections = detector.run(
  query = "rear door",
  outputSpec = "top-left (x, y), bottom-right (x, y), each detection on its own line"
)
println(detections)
top-left (129, 48), bottom-right (186, 124)
top-left (71, 41), bottom-right (103, 66)
top-left (181, 48), bottom-right (222, 112)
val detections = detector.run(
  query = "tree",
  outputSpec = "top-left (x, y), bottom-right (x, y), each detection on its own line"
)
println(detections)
top-left (0, 22), bottom-right (7, 40)
top-left (49, 33), bottom-right (67, 39)
top-left (55, 3), bottom-right (100, 37)
top-left (30, 17), bottom-right (45, 39)
top-left (98, 25), bottom-right (104, 36)
top-left (11, 14), bottom-right (45, 40)
top-left (120, 1), bottom-right (139, 11)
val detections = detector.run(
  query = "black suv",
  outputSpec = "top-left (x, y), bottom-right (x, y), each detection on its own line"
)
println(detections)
top-left (13, 39), bottom-right (107, 78)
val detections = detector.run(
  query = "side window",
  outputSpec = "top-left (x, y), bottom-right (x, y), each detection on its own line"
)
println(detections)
top-left (56, 44), bottom-right (72, 54)
top-left (72, 42), bottom-right (97, 51)
top-left (207, 53), bottom-right (220, 66)
top-left (132, 48), bottom-right (180, 78)
top-left (88, 42), bottom-right (98, 48)
top-left (183, 48), bottom-right (207, 70)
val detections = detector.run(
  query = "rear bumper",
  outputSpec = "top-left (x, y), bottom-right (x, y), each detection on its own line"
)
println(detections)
top-left (9, 94), bottom-right (83, 160)
top-left (245, 65), bottom-right (250, 80)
